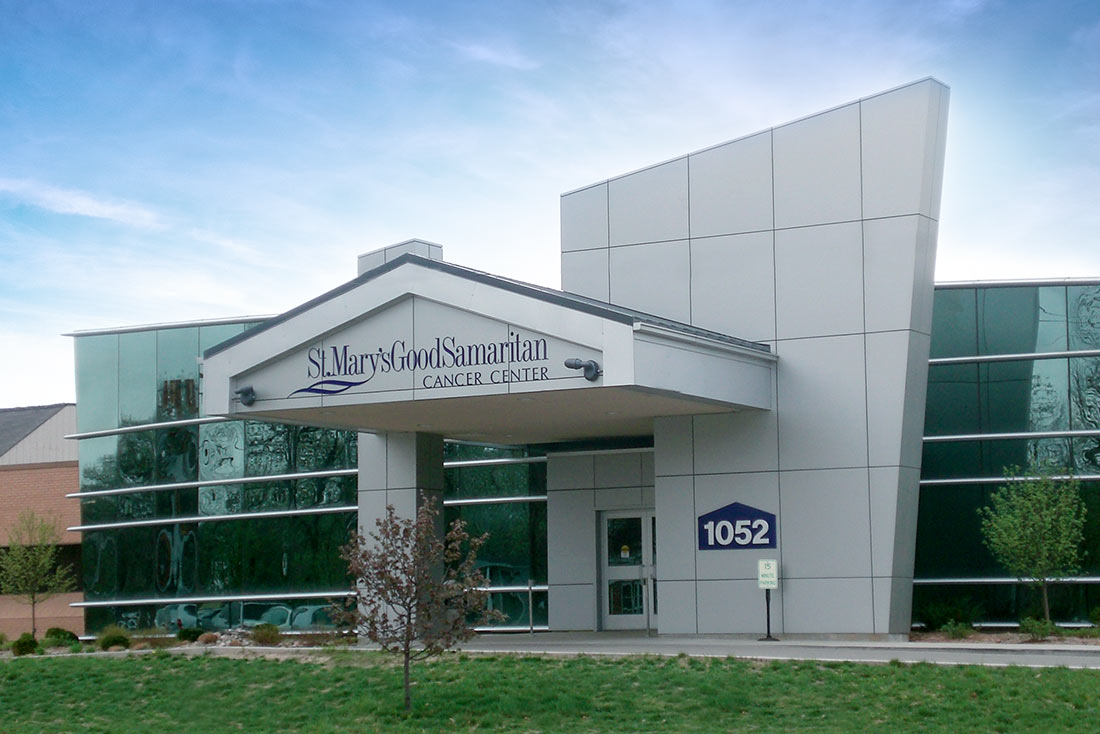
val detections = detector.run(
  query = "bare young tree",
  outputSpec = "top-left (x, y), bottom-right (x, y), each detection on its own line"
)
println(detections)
top-left (0, 511), bottom-right (77, 638)
top-left (337, 498), bottom-right (502, 711)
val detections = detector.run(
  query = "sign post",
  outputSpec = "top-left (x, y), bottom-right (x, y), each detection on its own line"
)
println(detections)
top-left (757, 559), bottom-right (779, 642)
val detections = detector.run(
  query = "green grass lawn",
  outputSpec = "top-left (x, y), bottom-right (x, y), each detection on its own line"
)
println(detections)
top-left (2, 650), bottom-right (1099, 732)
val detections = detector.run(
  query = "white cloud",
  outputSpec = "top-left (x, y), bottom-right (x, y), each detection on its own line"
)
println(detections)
top-left (450, 41), bottom-right (539, 70)
top-left (0, 178), bottom-right (163, 229)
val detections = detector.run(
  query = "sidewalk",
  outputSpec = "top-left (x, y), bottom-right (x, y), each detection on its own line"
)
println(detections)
top-left (456, 631), bottom-right (1100, 669)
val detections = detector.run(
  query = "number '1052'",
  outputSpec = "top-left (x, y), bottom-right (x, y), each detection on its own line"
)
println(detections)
top-left (702, 519), bottom-right (770, 547)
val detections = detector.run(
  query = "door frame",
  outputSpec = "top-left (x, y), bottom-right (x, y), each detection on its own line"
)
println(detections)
top-left (599, 509), bottom-right (657, 631)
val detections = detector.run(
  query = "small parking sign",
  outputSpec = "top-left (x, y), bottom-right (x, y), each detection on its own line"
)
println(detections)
top-left (758, 559), bottom-right (778, 590)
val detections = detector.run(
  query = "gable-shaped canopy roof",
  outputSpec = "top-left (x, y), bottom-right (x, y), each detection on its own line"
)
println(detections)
top-left (202, 255), bottom-right (775, 444)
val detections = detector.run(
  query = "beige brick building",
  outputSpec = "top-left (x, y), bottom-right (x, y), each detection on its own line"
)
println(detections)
top-left (0, 404), bottom-right (82, 637)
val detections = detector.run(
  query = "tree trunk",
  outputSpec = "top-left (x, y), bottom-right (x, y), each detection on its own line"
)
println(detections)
top-left (31, 596), bottom-right (37, 638)
top-left (403, 650), bottom-right (411, 712)
top-left (1041, 581), bottom-right (1051, 624)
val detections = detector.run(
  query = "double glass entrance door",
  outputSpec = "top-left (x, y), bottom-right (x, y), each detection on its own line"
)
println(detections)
top-left (601, 510), bottom-right (656, 630)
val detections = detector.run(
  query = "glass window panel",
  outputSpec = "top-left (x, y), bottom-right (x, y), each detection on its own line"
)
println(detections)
top-left (921, 441), bottom-right (982, 480)
top-left (198, 484), bottom-right (243, 516)
top-left (1023, 437), bottom-right (1073, 472)
top-left (1028, 358), bottom-right (1070, 431)
top-left (1070, 356), bottom-right (1100, 431)
top-left (82, 495), bottom-right (118, 525)
top-left (199, 322), bottom-right (257, 353)
top-left (1036, 286), bottom-right (1069, 352)
top-left (976, 286), bottom-right (1062, 356)
top-left (83, 596), bottom-right (353, 635)
top-left (482, 591), bottom-right (548, 627)
top-left (930, 288), bottom-right (976, 359)
top-left (445, 461), bottom-right (547, 499)
top-left (116, 430), bottom-right (155, 488)
top-left (607, 517), bottom-right (642, 566)
top-left (242, 480), bottom-right (293, 512)
top-left (979, 359), bottom-right (1068, 434)
top-left (294, 426), bottom-right (357, 472)
top-left (444, 443), bottom-right (533, 462)
top-left (444, 502), bottom-right (543, 585)
top-left (1080, 480), bottom-right (1100, 576)
top-left (199, 421), bottom-right (246, 482)
top-left (924, 364), bottom-right (980, 435)
top-left (982, 437), bottom-right (1068, 476)
top-left (913, 582), bottom-right (1100, 627)
top-left (608, 580), bottom-right (644, 615)
top-left (156, 425), bottom-right (198, 484)
top-left (117, 330), bottom-right (157, 426)
top-left (914, 484), bottom-right (998, 578)
top-left (156, 327), bottom-right (199, 421)
top-left (1073, 436), bottom-right (1100, 474)
top-left (245, 421), bottom-right (290, 476)
top-left (1068, 285), bottom-right (1100, 351)
top-left (80, 435), bottom-right (119, 491)
top-left (75, 333), bottom-right (119, 432)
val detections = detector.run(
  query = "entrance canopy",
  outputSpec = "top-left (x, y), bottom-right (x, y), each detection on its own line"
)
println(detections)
top-left (202, 255), bottom-right (776, 443)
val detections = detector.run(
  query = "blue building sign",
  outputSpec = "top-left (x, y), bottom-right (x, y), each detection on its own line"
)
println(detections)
top-left (698, 502), bottom-right (776, 550)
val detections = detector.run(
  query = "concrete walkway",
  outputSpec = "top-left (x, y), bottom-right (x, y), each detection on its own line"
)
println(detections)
top-left (456, 631), bottom-right (1100, 670)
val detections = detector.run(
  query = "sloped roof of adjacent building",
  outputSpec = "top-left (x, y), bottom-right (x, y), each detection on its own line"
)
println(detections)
top-left (0, 404), bottom-right (71, 459)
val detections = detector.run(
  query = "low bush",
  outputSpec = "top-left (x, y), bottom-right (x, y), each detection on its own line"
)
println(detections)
top-left (1019, 617), bottom-right (1058, 641)
top-left (917, 597), bottom-right (984, 630)
top-left (250, 623), bottom-right (281, 646)
top-left (941, 620), bottom-right (972, 639)
top-left (11, 633), bottom-right (37, 657)
top-left (1090, 606), bottom-right (1100, 627)
top-left (44, 627), bottom-right (78, 644)
top-left (68, 641), bottom-right (82, 654)
top-left (197, 632), bottom-right (219, 645)
top-left (97, 625), bottom-right (131, 651)
top-left (177, 627), bottom-right (203, 643)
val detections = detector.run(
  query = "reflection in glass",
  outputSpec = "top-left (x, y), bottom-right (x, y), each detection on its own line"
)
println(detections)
top-left (483, 591), bottom-right (548, 627)
top-left (1069, 285), bottom-right (1100, 350)
top-left (607, 517), bottom-right (642, 566)
top-left (199, 322), bottom-right (254, 353)
top-left (199, 422), bottom-right (246, 481)
top-left (445, 502), bottom-right (547, 585)
top-left (977, 286), bottom-right (1067, 356)
top-left (608, 580), bottom-right (644, 615)
top-left (75, 333), bottom-right (119, 432)
top-left (445, 461), bottom-right (547, 499)
top-left (118, 330), bottom-right (157, 426)
top-left (156, 327), bottom-right (200, 422)
top-left (80, 435), bottom-right (120, 491)
top-left (924, 364), bottom-right (980, 435)
top-left (930, 288), bottom-right (977, 359)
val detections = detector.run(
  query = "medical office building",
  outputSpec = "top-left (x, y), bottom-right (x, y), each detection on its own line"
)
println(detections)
top-left (69, 78), bottom-right (1100, 637)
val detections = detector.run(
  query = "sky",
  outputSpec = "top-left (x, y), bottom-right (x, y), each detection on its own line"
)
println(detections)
top-left (1, 0), bottom-right (1098, 407)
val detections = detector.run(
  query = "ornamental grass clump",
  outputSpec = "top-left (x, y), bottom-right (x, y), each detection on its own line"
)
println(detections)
top-left (250, 623), bottom-right (281, 646)
top-left (97, 626), bottom-right (131, 651)
top-left (177, 627), bottom-right (203, 643)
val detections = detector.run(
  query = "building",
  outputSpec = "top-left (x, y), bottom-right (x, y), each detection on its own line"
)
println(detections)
top-left (914, 280), bottom-right (1100, 624)
top-left (0, 403), bottom-right (83, 637)
top-left (66, 77), bottom-right (1100, 637)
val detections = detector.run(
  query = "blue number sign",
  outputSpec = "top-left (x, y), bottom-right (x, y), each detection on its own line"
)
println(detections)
top-left (698, 502), bottom-right (776, 550)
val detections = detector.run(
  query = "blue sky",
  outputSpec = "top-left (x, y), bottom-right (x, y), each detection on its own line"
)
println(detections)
top-left (1, 0), bottom-right (1098, 406)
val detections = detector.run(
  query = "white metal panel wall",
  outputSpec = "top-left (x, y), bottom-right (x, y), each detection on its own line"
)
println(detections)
top-left (561, 79), bottom-right (949, 636)
top-left (0, 405), bottom-right (77, 466)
